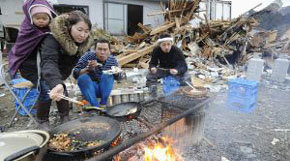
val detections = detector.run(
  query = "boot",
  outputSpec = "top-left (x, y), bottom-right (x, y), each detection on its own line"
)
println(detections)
top-left (57, 99), bottom-right (70, 124)
top-left (148, 85), bottom-right (158, 98)
top-left (36, 101), bottom-right (51, 131)
top-left (59, 115), bottom-right (70, 124)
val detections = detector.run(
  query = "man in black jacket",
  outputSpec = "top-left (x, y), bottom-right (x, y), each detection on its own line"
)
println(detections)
top-left (146, 33), bottom-right (187, 95)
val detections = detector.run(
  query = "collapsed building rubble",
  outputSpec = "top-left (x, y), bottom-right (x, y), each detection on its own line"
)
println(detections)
top-left (249, 0), bottom-right (290, 55)
top-left (90, 0), bottom-right (290, 92)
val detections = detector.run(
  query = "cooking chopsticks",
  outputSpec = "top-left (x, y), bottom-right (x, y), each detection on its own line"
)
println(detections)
top-left (48, 92), bottom-right (105, 112)
top-left (48, 92), bottom-right (84, 106)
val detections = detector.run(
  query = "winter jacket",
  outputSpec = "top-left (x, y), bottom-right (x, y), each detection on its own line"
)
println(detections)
top-left (149, 45), bottom-right (188, 75)
top-left (20, 14), bottom-right (93, 89)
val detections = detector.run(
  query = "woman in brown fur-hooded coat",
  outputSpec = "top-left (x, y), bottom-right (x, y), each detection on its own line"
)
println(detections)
top-left (34, 11), bottom-right (93, 130)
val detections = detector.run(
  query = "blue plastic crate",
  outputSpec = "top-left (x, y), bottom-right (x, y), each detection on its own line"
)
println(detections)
top-left (12, 78), bottom-right (38, 116)
top-left (227, 96), bottom-right (257, 113)
top-left (163, 76), bottom-right (180, 96)
top-left (227, 78), bottom-right (259, 113)
top-left (228, 78), bottom-right (258, 98)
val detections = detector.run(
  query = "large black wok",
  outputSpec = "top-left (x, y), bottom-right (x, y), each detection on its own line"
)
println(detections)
top-left (48, 116), bottom-right (121, 157)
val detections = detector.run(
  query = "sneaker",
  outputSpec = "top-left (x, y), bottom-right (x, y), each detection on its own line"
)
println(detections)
top-left (100, 104), bottom-right (107, 110)
top-left (83, 106), bottom-right (105, 112)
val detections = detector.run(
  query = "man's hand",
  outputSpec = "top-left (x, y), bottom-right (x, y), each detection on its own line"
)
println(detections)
top-left (49, 84), bottom-right (64, 101)
top-left (170, 69), bottom-right (178, 75)
top-left (87, 60), bottom-right (98, 71)
top-left (151, 67), bottom-right (157, 74)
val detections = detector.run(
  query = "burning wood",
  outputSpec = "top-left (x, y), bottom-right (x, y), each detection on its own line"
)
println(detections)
top-left (115, 136), bottom-right (183, 161)
top-left (144, 137), bottom-right (183, 161)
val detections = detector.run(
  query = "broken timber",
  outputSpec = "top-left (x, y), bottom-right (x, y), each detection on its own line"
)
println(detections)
top-left (150, 22), bottom-right (176, 35)
top-left (117, 45), bottom-right (155, 66)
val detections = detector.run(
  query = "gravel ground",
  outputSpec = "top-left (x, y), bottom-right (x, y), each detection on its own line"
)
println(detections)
top-left (0, 79), bottom-right (290, 161)
top-left (181, 83), bottom-right (290, 161)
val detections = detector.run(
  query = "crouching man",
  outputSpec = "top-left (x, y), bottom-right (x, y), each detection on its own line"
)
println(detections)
top-left (146, 33), bottom-right (188, 96)
top-left (73, 39), bottom-right (120, 109)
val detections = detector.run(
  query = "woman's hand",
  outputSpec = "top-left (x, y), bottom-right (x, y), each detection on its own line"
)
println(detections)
top-left (49, 84), bottom-right (64, 101)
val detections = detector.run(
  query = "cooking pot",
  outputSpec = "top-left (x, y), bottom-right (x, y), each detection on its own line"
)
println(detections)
top-left (0, 130), bottom-right (50, 161)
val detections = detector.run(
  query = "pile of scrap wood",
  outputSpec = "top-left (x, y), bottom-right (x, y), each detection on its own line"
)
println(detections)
top-left (114, 0), bottom-right (204, 68)
top-left (247, 0), bottom-right (290, 55)
top-left (95, 0), bottom-right (261, 69)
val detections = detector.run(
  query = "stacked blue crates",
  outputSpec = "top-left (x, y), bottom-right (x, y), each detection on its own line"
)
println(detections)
top-left (227, 78), bottom-right (259, 113)
top-left (12, 78), bottom-right (38, 116)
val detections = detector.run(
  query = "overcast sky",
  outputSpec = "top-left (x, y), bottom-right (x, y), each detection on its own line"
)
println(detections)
top-left (231, 0), bottom-right (290, 18)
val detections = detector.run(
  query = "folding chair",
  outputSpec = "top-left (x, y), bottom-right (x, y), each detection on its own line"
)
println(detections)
top-left (0, 63), bottom-right (39, 127)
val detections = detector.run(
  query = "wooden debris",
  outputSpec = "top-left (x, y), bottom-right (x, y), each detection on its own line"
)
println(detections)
top-left (118, 45), bottom-right (155, 66)
top-left (150, 22), bottom-right (176, 35)
top-left (105, 0), bottom-right (265, 68)
top-left (137, 23), bottom-right (152, 33)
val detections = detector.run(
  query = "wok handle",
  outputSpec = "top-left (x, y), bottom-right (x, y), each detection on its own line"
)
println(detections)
top-left (4, 146), bottom-right (40, 161)
top-left (49, 151), bottom-right (74, 157)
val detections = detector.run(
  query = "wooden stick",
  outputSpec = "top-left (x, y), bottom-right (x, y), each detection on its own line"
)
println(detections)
top-left (203, 136), bottom-right (216, 148)
top-left (185, 81), bottom-right (195, 89)
top-left (147, 8), bottom-right (191, 16)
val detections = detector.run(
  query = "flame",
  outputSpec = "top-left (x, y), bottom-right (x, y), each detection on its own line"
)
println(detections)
top-left (144, 137), bottom-right (183, 161)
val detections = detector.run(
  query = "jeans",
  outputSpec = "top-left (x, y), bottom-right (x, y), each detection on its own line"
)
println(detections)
top-left (77, 74), bottom-right (114, 107)
top-left (38, 80), bottom-right (51, 102)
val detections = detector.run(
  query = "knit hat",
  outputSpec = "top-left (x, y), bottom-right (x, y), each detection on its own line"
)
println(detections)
top-left (30, 5), bottom-right (52, 23)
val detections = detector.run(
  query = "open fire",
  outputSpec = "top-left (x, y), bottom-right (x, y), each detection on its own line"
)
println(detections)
top-left (144, 137), bottom-right (183, 161)
top-left (114, 136), bottom-right (183, 161)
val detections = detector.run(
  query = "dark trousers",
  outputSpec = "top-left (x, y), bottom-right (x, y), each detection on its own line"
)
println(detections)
top-left (36, 80), bottom-right (70, 122)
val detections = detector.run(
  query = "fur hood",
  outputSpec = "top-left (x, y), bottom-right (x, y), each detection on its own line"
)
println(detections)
top-left (49, 14), bottom-right (93, 56)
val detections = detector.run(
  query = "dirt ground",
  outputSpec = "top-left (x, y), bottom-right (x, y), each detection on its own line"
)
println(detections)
top-left (181, 83), bottom-right (290, 161)
top-left (1, 74), bottom-right (290, 161)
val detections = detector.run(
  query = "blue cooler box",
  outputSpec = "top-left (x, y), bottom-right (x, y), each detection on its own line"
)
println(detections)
top-left (12, 78), bottom-right (38, 116)
top-left (227, 78), bottom-right (258, 113)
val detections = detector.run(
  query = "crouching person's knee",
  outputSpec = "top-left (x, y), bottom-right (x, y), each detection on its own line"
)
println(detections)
top-left (77, 74), bottom-right (90, 83)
